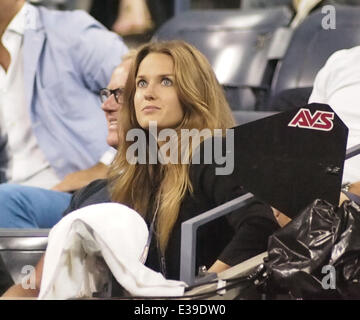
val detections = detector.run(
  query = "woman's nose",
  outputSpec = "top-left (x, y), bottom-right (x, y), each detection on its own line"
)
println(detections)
top-left (144, 83), bottom-right (156, 100)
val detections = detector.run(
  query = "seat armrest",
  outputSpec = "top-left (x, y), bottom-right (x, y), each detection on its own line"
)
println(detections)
top-left (180, 193), bottom-right (255, 286)
top-left (0, 229), bottom-right (49, 283)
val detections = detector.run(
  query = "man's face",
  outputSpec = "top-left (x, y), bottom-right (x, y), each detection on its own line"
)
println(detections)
top-left (101, 59), bottom-right (131, 148)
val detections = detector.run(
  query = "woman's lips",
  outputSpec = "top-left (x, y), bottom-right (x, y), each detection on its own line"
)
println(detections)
top-left (142, 105), bottom-right (160, 112)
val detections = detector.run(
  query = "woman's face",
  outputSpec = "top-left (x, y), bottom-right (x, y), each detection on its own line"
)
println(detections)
top-left (134, 53), bottom-right (184, 130)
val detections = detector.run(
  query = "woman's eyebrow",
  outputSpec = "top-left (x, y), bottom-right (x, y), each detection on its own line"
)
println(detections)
top-left (136, 74), bottom-right (175, 78)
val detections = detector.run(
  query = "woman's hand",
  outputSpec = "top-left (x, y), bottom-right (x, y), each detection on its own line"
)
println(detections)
top-left (208, 260), bottom-right (231, 274)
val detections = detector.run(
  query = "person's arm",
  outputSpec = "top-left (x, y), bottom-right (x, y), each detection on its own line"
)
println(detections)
top-left (338, 181), bottom-right (360, 205)
top-left (194, 154), bottom-right (279, 273)
top-left (216, 209), bottom-right (280, 270)
top-left (51, 162), bottom-right (108, 192)
top-left (51, 149), bottom-right (115, 192)
top-left (2, 255), bottom-right (44, 298)
top-left (347, 181), bottom-right (360, 196)
top-left (208, 213), bottom-right (279, 274)
top-left (69, 10), bottom-right (128, 92)
top-left (112, 0), bottom-right (153, 36)
top-left (208, 260), bottom-right (230, 273)
top-left (308, 49), bottom-right (348, 105)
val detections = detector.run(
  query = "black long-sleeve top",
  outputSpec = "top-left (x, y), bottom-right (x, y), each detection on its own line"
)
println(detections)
top-left (63, 159), bottom-right (279, 280)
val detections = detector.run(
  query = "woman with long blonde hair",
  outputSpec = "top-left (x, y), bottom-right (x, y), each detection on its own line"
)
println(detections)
top-left (108, 40), bottom-right (277, 279)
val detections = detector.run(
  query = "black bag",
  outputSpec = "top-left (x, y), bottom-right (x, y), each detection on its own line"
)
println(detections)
top-left (262, 199), bottom-right (360, 299)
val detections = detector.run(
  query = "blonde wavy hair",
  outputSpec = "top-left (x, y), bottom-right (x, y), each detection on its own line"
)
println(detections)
top-left (108, 40), bottom-right (235, 254)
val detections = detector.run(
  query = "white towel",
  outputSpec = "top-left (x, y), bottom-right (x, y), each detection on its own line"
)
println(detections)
top-left (38, 203), bottom-right (186, 300)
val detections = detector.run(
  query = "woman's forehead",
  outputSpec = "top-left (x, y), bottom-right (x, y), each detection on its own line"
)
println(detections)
top-left (137, 53), bottom-right (174, 76)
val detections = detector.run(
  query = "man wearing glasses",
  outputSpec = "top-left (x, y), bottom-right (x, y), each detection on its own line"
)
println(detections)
top-left (0, 53), bottom-right (133, 229)
top-left (0, 0), bottom-right (129, 228)
top-left (0, 54), bottom-right (134, 295)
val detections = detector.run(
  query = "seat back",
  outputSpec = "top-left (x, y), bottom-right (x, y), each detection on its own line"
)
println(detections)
top-left (232, 110), bottom-right (279, 125)
top-left (153, 7), bottom-right (292, 110)
top-left (270, 5), bottom-right (360, 100)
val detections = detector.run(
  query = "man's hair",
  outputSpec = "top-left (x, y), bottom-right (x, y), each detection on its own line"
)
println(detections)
top-left (121, 49), bottom-right (137, 64)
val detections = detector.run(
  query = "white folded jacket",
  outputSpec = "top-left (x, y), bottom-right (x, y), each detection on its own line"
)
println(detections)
top-left (38, 202), bottom-right (186, 300)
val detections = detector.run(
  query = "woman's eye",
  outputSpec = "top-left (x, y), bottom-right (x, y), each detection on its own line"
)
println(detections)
top-left (137, 79), bottom-right (147, 88)
top-left (161, 78), bottom-right (173, 86)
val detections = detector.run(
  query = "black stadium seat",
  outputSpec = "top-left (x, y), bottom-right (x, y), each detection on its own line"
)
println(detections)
top-left (153, 7), bottom-right (292, 110)
top-left (269, 5), bottom-right (360, 102)
top-left (232, 110), bottom-right (278, 125)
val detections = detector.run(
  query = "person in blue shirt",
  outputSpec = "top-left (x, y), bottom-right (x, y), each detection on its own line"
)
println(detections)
top-left (0, 49), bottom-right (134, 229)
top-left (0, 0), bottom-right (128, 189)
top-left (0, 0), bottom-right (128, 227)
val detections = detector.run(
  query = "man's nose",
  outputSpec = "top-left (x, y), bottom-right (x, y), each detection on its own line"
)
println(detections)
top-left (101, 95), bottom-right (118, 111)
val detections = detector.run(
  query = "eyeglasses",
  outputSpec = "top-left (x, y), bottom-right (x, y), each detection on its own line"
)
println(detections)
top-left (99, 87), bottom-right (124, 104)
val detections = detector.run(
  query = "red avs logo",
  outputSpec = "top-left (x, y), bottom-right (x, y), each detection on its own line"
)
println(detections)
top-left (288, 108), bottom-right (334, 131)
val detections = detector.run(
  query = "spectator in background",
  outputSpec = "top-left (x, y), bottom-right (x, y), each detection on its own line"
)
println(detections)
top-left (112, 0), bottom-right (154, 36)
top-left (90, 0), bottom-right (159, 36)
top-left (308, 46), bottom-right (360, 184)
top-left (0, 53), bottom-right (134, 297)
top-left (269, 45), bottom-right (360, 225)
top-left (89, 0), bottom-right (244, 38)
top-left (0, 50), bottom-right (135, 229)
top-left (0, 0), bottom-right (128, 223)
top-left (89, 0), bottom-right (122, 32)
top-left (90, 0), bottom-right (174, 36)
